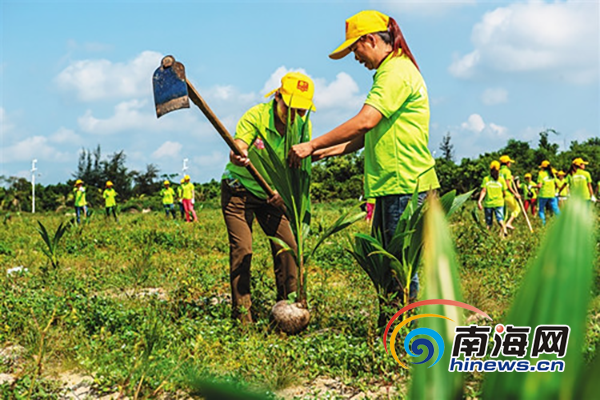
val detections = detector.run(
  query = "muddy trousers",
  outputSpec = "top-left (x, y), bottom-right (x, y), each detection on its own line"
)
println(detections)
top-left (221, 180), bottom-right (298, 322)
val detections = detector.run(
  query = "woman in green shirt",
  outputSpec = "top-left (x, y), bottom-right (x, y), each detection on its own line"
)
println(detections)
top-left (102, 181), bottom-right (118, 222)
top-left (556, 171), bottom-right (569, 208)
top-left (565, 158), bottom-right (594, 202)
top-left (477, 161), bottom-right (508, 236)
top-left (536, 160), bottom-right (560, 225)
top-left (288, 10), bottom-right (439, 302)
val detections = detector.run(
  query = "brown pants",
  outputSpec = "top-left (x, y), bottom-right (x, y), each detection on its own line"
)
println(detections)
top-left (221, 180), bottom-right (298, 322)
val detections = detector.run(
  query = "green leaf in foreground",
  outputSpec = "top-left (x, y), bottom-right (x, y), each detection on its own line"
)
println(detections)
top-left (409, 196), bottom-right (465, 400)
top-left (483, 198), bottom-right (595, 400)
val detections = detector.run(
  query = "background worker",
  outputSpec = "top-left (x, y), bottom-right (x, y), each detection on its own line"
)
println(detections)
top-left (181, 175), bottom-right (197, 222)
top-left (520, 173), bottom-right (537, 215)
top-left (160, 180), bottom-right (176, 219)
top-left (177, 178), bottom-right (185, 219)
top-left (556, 171), bottom-right (569, 208)
top-left (102, 181), bottom-right (118, 222)
top-left (564, 158), bottom-right (595, 203)
top-left (536, 160), bottom-right (560, 225)
top-left (498, 155), bottom-right (520, 230)
top-left (73, 179), bottom-right (87, 224)
top-left (477, 161), bottom-right (508, 236)
top-left (222, 72), bottom-right (314, 323)
top-left (288, 10), bottom-right (439, 307)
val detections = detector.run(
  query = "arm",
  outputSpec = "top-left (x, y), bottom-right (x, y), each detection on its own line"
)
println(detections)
top-left (312, 135), bottom-right (365, 162)
top-left (477, 188), bottom-right (486, 210)
top-left (289, 105), bottom-right (382, 167)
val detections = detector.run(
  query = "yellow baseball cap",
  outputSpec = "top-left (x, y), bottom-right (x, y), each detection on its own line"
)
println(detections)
top-left (106, 181), bottom-right (113, 187)
top-left (164, 180), bottom-right (170, 185)
top-left (265, 72), bottom-right (316, 111)
top-left (524, 173), bottom-right (532, 178)
top-left (75, 179), bottom-right (83, 185)
top-left (184, 175), bottom-right (190, 181)
top-left (572, 157), bottom-right (589, 166)
top-left (329, 10), bottom-right (390, 60)
top-left (180, 178), bottom-right (185, 184)
top-left (490, 161), bottom-right (500, 170)
top-left (557, 170), bottom-right (566, 176)
top-left (539, 160), bottom-right (550, 168)
top-left (499, 155), bottom-right (515, 164)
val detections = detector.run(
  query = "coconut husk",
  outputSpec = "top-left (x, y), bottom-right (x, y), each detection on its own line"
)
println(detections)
top-left (271, 300), bottom-right (310, 335)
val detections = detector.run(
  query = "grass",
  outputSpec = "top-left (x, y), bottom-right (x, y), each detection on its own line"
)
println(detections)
top-left (0, 199), bottom-right (598, 398)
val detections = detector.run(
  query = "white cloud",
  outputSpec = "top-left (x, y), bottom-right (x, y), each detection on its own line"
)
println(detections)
top-left (481, 87), bottom-right (508, 105)
top-left (152, 141), bottom-right (182, 159)
top-left (380, 0), bottom-right (476, 17)
top-left (0, 136), bottom-right (68, 163)
top-left (449, 1), bottom-right (599, 83)
top-left (49, 127), bottom-right (81, 144)
top-left (461, 113), bottom-right (486, 133)
top-left (0, 107), bottom-right (14, 135)
top-left (55, 50), bottom-right (163, 101)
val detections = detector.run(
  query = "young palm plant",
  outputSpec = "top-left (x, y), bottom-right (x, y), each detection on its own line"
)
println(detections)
top-left (36, 220), bottom-right (72, 275)
top-left (255, 107), bottom-right (364, 334)
top-left (347, 189), bottom-right (474, 328)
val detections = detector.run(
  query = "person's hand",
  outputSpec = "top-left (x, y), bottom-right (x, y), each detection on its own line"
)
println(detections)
top-left (288, 142), bottom-right (314, 168)
top-left (477, 201), bottom-right (483, 211)
top-left (515, 192), bottom-right (522, 200)
top-left (311, 149), bottom-right (326, 162)
top-left (230, 149), bottom-right (250, 167)
top-left (591, 195), bottom-right (597, 203)
top-left (267, 191), bottom-right (285, 210)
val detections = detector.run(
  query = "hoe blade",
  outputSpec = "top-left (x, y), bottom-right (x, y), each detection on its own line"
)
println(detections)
top-left (152, 55), bottom-right (190, 118)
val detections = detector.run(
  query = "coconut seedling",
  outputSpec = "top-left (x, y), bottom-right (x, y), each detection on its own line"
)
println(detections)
top-left (255, 106), bottom-right (364, 334)
top-left (347, 189), bottom-right (473, 328)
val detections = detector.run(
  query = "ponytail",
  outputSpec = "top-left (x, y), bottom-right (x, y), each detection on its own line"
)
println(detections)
top-left (376, 17), bottom-right (420, 70)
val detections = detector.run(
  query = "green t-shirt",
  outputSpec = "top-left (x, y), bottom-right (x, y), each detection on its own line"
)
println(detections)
top-left (160, 187), bottom-right (175, 205)
top-left (567, 170), bottom-right (592, 200)
top-left (363, 54), bottom-right (439, 197)
top-left (481, 176), bottom-right (507, 208)
top-left (537, 170), bottom-right (557, 198)
top-left (73, 187), bottom-right (87, 207)
top-left (520, 182), bottom-right (537, 200)
top-left (176, 185), bottom-right (183, 201)
top-left (556, 178), bottom-right (569, 197)
top-left (103, 188), bottom-right (117, 207)
top-left (223, 101), bottom-right (312, 200)
top-left (499, 166), bottom-right (515, 199)
top-left (181, 182), bottom-right (195, 200)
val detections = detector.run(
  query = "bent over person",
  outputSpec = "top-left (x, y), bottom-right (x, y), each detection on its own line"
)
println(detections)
top-left (221, 72), bottom-right (315, 323)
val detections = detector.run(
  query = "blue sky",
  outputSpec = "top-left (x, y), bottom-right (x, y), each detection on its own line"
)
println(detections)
top-left (1, 0), bottom-right (598, 185)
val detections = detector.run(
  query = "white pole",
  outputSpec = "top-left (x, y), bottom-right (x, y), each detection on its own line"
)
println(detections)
top-left (182, 158), bottom-right (189, 177)
top-left (31, 159), bottom-right (37, 213)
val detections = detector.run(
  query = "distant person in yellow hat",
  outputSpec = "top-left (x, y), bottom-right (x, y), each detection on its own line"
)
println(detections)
top-left (477, 161), bottom-right (508, 236)
top-left (222, 71), bottom-right (315, 323)
top-left (160, 180), bottom-right (176, 219)
top-left (103, 181), bottom-right (118, 222)
top-left (536, 160), bottom-right (560, 225)
top-left (288, 10), bottom-right (439, 306)
top-left (73, 179), bottom-right (87, 224)
top-left (498, 155), bottom-right (520, 230)
top-left (520, 173), bottom-right (538, 215)
top-left (565, 158), bottom-right (595, 203)
top-left (555, 171), bottom-right (569, 208)
top-left (181, 175), bottom-right (197, 222)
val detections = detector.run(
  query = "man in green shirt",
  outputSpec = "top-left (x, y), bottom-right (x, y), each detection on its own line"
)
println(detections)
top-left (160, 180), bottom-right (176, 219)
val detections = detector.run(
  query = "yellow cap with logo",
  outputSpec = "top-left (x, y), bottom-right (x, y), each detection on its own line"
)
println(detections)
top-left (265, 72), bottom-right (316, 111)
top-left (329, 10), bottom-right (390, 60)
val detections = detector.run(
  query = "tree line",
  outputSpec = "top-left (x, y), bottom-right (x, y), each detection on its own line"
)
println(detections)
top-left (1, 132), bottom-right (598, 212)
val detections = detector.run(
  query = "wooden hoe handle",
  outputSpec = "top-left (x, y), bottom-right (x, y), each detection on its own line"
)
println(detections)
top-left (185, 79), bottom-right (276, 197)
